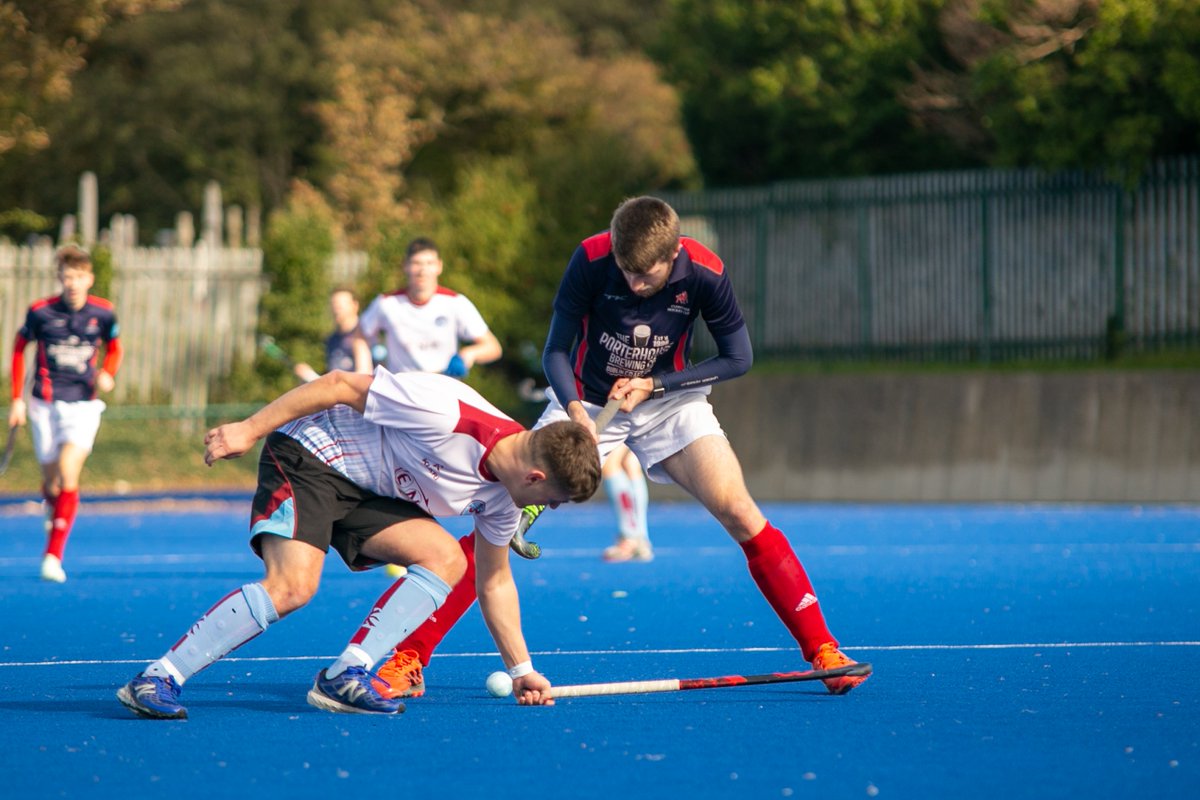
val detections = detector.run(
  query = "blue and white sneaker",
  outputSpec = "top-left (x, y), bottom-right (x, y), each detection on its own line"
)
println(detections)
top-left (117, 674), bottom-right (187, 719)
top-left (306, 667), bottom-right (404, 715)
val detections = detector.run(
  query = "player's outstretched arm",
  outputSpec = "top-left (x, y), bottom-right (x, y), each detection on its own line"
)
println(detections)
top-left (474, 536), bottom-right (554, 706)
top-left (203, 370), bottom-right (373, 465)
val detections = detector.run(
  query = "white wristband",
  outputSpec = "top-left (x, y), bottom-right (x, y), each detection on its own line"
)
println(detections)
top-left (507, 660), bottom-right (535, 679)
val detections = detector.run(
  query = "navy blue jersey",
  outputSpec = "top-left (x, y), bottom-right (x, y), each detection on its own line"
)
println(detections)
top-left (545, 232), bottom-right (748, 405)
top-left (324, 329), bottom-right (358, 372)
top-left (15, 295), bottom-right (121, 402)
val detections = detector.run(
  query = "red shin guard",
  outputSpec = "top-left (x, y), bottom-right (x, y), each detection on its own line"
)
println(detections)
top-left (740, 522), bottom-right (836, 662)
top-left (46, 489), bottom-right (80, 559)
top-left (399, 532), bottom-right (478, 666)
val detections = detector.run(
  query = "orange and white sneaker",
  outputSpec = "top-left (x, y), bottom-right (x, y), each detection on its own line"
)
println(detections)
top-left (602, 537), bottom-right (653, 562)
top-left (374, 649), bottom-right (425, 699)
top-left (811, 642), bottom-right (870, 695)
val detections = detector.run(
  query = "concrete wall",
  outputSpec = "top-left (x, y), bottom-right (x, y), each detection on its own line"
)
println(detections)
top-left (662, 370), bottom-right (1200, 503)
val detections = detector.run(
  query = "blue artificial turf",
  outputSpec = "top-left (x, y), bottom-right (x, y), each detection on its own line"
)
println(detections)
top-left (1, 500), bottom-right (1196, 798)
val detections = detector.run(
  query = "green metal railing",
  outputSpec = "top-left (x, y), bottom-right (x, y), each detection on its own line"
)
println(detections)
top-left (662, 156), bottom-right (1200, 362)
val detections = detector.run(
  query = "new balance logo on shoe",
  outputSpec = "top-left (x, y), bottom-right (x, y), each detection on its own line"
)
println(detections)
top-left (794, 593), bottom-right (818, 612)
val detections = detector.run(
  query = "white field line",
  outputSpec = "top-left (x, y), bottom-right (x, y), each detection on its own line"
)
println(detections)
top-left (2, 540), bottom-right (1198, 568)
top-left (2, 641), bottom-right (1197, 669)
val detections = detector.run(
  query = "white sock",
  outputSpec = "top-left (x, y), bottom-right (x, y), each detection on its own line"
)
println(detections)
top-left (326, 565), bottom-right (451, 678)
top-left (629, 469), bottom-right (650, 542)
top-left (145, 583), bottom-right (279, 685)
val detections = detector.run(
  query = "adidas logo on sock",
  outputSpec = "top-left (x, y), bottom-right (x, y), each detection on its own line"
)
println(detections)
top-left (794, 593), bottom-right (818, 612)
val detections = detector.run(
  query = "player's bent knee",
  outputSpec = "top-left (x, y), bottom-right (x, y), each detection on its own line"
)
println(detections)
top-left (262, 575), bottom-right (320, 617)
top-left (413, 542), bottom-right (467, 587)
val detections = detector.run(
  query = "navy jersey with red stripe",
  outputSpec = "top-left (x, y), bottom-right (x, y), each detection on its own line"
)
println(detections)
top-left (324, 329), bottom-right (357, 372)
top-left (17, 295), bottom-right (120, 402)
top-left (549, 233), bottom-right (745, 405)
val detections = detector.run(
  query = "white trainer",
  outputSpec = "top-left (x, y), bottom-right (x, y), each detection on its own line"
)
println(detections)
top-left (41, 554), bottom-right (67, 583)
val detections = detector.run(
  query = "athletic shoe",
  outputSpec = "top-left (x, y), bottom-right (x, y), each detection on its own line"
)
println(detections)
top-left (374, 649), bottom-right (425, 699)
top-left (602, 537), bottom-right (653, 562)
top-left (117, 674), bottom-right (187, 719)
top-left (306, 667), bottom-right (404, 715)
top-left (40, 554), bottom-right (67, 583)
top-left (384, 563), bottom-right (408, 579)
top-left (811, 642), bottom-right (870, 695)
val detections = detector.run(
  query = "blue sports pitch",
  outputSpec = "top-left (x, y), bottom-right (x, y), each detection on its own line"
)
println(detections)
top-left (1, 500), bottom-right (1196, 798)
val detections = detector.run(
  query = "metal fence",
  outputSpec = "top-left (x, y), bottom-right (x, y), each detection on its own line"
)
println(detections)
top-left (663, 155), bottom-right (1200, 361)
top-left (1, 242), bottom-right (263, 412)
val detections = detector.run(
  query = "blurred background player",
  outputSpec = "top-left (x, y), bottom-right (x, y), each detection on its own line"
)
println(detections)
top-left (356, 237), bottom-right (502, 379)
top-left (291, 286), bottom-right (373, 383)
top-left (601, 443), bottom-right (652, 562)
top-left (8, 244), bottom-right (122, 583)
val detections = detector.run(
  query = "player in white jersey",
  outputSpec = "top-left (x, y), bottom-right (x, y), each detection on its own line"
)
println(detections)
top-left (357, 237), bottom-right (502, 376)
top-left (116, 369), bottom-right (601, 719)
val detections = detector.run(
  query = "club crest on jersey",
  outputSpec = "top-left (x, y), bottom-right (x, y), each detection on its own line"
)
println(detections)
top-left (464, 500), bottom-right (486, 515)
top-left (668, 291), bottom-right (690, 315)
top-left (393, 468), bottom-right (429, 507)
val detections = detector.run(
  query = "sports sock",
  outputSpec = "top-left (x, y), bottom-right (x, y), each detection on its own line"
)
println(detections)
top-left (328, 564), bottom-right (452, 677)
top-left (145, 583), bottom-right (279, 685)
top-left (740, 522), bottom-right (836, 662)
top-left (45, 489), bottom-right (79, 559)
top-left (629, 469), bottom-right (650, 542)
top-left (396, 533), bottom-right (477, 666)
top-left (604, 472), bottom-right (637, 540)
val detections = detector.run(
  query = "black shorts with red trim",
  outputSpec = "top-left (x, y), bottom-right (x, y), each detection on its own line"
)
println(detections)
top-left (249, 432), bottom-right (431, 570)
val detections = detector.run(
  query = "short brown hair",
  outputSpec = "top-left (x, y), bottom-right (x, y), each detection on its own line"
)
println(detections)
top-left (610, 196), bottom-right (680, 274)
top-left (55, 244), bottom-right (93, 272)
top-left (405, 237), bottom-right (439, 261)
top-left (530, 421), bottom-right (602, 503)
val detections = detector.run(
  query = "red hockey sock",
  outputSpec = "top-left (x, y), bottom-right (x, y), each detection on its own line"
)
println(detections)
top-left (46, 489), bottom-right (80, 559)
top-left (740, 522), bottom-right (836, 662)
top-left (398, 532), bottom-right (478, 666)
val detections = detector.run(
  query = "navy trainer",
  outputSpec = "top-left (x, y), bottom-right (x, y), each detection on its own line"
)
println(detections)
top-left (306, 666), bottom-right (404, 715)
top-left (117, 674), bottom-right (187, 719)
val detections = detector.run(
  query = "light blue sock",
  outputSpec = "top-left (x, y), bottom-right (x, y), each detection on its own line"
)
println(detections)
top-left (327, 565), bottom-right (451, 677)
top-left (604, 472), bottom-right (636, 539)
top-left (146, 583), bottom-right (279, 685)
top-left (630, 469), bottom-right (650, 543)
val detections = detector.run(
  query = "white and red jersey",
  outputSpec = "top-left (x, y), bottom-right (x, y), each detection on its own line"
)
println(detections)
top-left (359, 288), bottom-right (491, 374)
top-left (277, 369), bottom-right (524, 545)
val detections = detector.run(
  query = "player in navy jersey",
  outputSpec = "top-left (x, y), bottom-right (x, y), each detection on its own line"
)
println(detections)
top-left (116, 369), bottom-right (601, 718)
top-left (292, 287), bottom-right (373, 383)
top-left (383, 196), bottom-right (870, 697)
top-left (8, 244), bottom-right (122, 583)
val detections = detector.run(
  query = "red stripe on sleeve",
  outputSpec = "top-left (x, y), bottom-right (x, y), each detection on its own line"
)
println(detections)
top-left (102, 337), bottom-right (123, 377)
top-left (10, 334), bottom-right (28, 400)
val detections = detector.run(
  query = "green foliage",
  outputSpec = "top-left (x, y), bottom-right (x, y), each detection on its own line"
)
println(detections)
top-left (90, 244), bottom-right (114, 299)
top-left (0, 208), bottom-right (52, 241)
top-left (659, 0), bottom-right (958, 184)
top-left (908, 0), bottom-right (1200, 180)
top-left (258, 190), bottom-right (335, 393)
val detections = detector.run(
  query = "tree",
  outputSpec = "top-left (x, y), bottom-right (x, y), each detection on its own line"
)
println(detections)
top-left (903, 0), bottom-right (1200, 177)
top-left (0, 1), bottom-right (178, 155)
top-left (318, 1), bottom-right (697, 244)
top-left (0, 0), bottom-right (395, 239)
top-left (657, 0), bottom-right (959, 185)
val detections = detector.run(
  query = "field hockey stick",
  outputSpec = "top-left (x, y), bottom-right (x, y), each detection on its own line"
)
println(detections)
top-left (551, 662), bottom-right (873, 699)
top-left (509, 396), bottom-right (623, 559)
top-left (258, 335), bottom-right (294, 367)
top-left (0, 424), bottom-right (17, 476)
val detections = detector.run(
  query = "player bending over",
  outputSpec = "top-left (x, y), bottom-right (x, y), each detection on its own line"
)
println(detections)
top-left (116, 369), bottom-right (600, 718)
